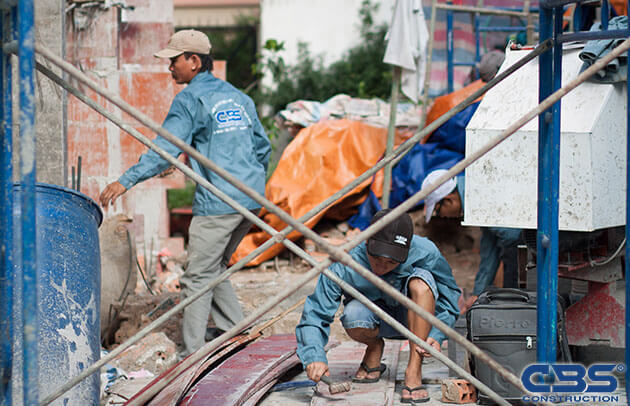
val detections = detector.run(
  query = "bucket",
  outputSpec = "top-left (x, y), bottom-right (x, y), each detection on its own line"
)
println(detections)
top-left (7, 183), bottom-right (102, 405)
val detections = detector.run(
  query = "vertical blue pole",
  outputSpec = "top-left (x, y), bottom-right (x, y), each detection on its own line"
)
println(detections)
top-left (573, 3), bottom-right (582, 32)
top-left (601, 0), bottom-right (609, 30)
top-left (549, 5), bottom-right (563, 362)
top-left (537, 4), bottom-right (558, 365)
top-left (17, 0), bottom-right (38, 404)
top-left (0, 6), bottom-right (14, 406)
top-left (447, 0), bottom-right (454, 93)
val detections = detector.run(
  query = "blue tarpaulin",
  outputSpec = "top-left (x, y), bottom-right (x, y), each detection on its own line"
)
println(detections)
top-left (348, 101), bottom-right (480, 229)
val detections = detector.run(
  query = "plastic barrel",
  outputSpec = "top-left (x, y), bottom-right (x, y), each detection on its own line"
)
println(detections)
top-left (8, 183), bottom-right (102, 405)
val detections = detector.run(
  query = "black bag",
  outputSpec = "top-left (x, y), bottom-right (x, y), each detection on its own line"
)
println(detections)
top-left (466, 288), bottom-right (569, 405)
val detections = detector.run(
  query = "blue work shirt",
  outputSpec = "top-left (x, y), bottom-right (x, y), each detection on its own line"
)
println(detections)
top-left (295, 235), bottom-right (461, 366)
top-left (119, 71), bottom-right (270, 216)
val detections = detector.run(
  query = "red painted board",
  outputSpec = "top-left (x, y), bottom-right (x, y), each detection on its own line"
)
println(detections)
top-left (176, 333), bottom-right (263, 402)
top-left (310, 340), bottom-right (401, 406)
top-left (125, 334), bottom-right (253, 406)
top-left (180, 334), bottom-right (298, 406)
top-left (241, 354), bottom-right (301, 405)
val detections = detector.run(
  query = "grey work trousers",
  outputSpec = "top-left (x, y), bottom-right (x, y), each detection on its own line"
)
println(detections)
top-left (180, 213), bottom-right (253, 356)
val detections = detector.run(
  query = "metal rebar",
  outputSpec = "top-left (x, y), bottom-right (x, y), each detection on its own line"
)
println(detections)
top-left (76, 155), bottom-right (82, 192)
top-left (18, 0), bottom-right (38, 404)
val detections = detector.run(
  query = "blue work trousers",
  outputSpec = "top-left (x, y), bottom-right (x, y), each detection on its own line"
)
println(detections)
top-left (473, 227), bottom-right (522, 296)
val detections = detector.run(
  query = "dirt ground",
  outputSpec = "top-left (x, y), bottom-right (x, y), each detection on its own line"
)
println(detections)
top-left (108, 207), bottom-right (484, 353)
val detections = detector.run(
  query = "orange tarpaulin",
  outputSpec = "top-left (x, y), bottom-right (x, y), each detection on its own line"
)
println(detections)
top-left (230, 119), bottom-right (390, 267)
top-left (611, 0), bottom-right (628, 15)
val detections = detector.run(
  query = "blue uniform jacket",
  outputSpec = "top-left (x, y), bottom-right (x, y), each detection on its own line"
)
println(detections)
top-left (119, 71), bottom-right (270, 216)
top-left (295, 235), bottom-right (461, 366)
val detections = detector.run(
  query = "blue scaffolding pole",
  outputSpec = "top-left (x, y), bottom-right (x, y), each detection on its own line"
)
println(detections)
top-left (17, 0), bottom-right (38, 404)
top-left (536, 4), bottom-right (561, 366)
top-left (538, 3), bottom-right (630, 402)
top-left (445, 4), bottom-right (537, 93)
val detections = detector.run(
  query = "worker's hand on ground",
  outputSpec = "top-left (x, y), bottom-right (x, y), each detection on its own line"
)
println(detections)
top-left (417, 337), bottom-right (441, 357)
top-left (306, 361), bottom-right (329, 382)
top-left (99, 181), bottom-right (127, 208)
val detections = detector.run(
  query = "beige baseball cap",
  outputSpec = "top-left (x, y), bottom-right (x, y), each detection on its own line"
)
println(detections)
top-left (154, 29), bottom-right (211, 59)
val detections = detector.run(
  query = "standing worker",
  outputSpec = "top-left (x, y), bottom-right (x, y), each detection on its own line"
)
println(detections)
top-left (422, 169), bottom-right (522, 312)
top-left (99, 29), bottom-right (271, 356)
top-left (296, 209), bottom-right (460, 403)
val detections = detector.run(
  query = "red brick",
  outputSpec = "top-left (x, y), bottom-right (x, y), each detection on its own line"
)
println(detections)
top-left (441, 379), bottom-right (477, 404)
top-left (118, 72), bottom-right (181, 124)
top-left (67, 123), bottom-right (109, 176)
top-left (120, 126), bottom-right (153, 168)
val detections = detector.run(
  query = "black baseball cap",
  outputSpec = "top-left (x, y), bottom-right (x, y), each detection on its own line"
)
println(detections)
top-left (367, 209), bottom-right (414, 263)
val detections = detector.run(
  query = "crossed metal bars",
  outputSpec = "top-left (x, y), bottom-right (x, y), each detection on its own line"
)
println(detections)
top-left (9, 33), bottom-right (630, 406)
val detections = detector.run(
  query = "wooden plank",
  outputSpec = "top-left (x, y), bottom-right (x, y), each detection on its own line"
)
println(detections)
top-left (180, 334), bottom-right (298, 406)
top-left (310, 339), bottom-right (401, 406)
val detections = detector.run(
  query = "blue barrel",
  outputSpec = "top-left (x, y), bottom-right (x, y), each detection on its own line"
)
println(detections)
top-left (8, 183), bottom-right (102, 405)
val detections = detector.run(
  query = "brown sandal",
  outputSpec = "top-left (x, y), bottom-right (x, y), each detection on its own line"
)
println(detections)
top-left (351, 362), bottom-right (387, 383)
top-left (401, 385), bottom-right (430, 403)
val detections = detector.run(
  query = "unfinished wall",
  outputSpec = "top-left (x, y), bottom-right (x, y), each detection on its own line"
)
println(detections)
top-left (35, 0), bottom-right (66, 186)
top-left (66, 0), bottom-right (226, 250)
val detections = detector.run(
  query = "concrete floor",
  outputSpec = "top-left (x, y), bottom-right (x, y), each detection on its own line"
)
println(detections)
top-left (259, 340), bottom-right (474, 406)
top-left (259, 339), bottom-right (628, 406)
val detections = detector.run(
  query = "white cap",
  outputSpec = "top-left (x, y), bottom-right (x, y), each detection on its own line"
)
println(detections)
top-left (422, 169), bottom-right (457, 223)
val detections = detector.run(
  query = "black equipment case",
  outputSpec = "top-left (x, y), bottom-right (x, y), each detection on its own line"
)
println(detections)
top-left (466, 288), bottom-right (568, 404)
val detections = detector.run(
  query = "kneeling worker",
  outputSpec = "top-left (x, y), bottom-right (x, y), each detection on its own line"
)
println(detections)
top-left (295, 209), bottom-right (461, 404)
top-left (422, 169), bottom-right (522, 311)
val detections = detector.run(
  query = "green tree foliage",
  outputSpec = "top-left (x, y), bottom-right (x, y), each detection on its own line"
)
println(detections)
top-left (252, 0), bottom-right (391, 114)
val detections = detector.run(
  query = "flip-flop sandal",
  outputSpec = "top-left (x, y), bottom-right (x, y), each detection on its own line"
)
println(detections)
top-left (352, 362), bottom-right (387, 383)
top-left (401, 385), bottom-right (430, 404)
